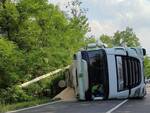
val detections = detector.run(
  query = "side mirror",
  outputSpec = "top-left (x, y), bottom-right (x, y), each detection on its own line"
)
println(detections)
top-left (142, 48), bottom-right (146, 56)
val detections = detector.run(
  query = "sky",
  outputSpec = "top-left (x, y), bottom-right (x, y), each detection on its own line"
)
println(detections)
top-left (49, 0), bottom-right (150, 55)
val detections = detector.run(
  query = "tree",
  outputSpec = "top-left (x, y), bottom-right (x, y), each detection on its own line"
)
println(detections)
top-left (0, 0), bottom-right (89, 86)
top-left (100, 27), bottom-right (140, 47)
top-left (0, 0), bottom-right (90, 104)
top-left (63, 0), bottom-right (89, 55)
top-left (0, 37), bottom-right (24, 88)
top-left (100, 34), bottom-right (113, 47)
top-left (0, 0), bottom-right (20, 39)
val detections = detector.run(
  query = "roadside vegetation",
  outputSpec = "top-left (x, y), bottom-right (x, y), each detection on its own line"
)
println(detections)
top-left (0, 0), bottom-right (90, 112)
top-left (0, 98), bottom-right (50, 113)
top-left (0, 0), bottom-right (150, 112)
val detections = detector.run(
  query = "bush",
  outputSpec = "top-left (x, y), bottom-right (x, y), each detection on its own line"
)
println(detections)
top-left (0, 71), bottom-right (67, 104)
top-left (24, 73), bottom-right (66, 99)
top-left (0, 86), bottom-right (32, 104)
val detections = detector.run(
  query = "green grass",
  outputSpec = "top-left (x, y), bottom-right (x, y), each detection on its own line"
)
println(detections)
top-left (0, 98), bottom-right (51, 113)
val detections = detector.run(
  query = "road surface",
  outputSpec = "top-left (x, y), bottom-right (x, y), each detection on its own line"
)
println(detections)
top-left (9, 85), bottom-right (150, 113)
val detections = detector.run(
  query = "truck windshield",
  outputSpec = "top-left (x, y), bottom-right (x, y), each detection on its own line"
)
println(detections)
top-left (81, 49), bottom-right (109, 99)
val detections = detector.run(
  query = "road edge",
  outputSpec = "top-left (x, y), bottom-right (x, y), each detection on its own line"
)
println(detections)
top-left (6, 100), bottom-right (62, 113)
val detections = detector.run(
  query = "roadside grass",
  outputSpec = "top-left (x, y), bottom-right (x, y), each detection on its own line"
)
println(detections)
top-left (0, 98), bottom-right (51, 113)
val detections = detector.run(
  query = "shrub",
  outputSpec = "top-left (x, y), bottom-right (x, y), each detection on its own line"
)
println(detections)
top-left (0, 86), bottom-right (32, 104)
top-left (24, 73), bottom-right (66, 99)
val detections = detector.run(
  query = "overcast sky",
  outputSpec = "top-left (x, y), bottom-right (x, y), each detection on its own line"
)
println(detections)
top-left (49, 0), bottom-right (150, 55)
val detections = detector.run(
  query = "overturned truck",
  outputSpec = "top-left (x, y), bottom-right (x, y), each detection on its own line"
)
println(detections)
top-left (70, 44), bottom-right (146, 101)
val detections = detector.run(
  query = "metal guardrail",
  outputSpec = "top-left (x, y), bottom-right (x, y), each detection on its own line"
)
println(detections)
top-left (19, 65), bottom-right (70, 88)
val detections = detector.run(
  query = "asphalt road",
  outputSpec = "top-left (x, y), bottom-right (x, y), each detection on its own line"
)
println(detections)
top-left (10, 85), bottom-right (150, 113)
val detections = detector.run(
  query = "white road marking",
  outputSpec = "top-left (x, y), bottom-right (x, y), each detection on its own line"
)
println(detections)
top-left (6, 100), bottom-right (62, 113)
top-left (106, 99), bottom-right (128, 113)
top-left (6, 99), bottom-right (128, 113)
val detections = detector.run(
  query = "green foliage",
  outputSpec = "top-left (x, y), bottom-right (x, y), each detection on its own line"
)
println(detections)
top-left (0, 72), bottom-right (66, 105)
top-left (0, 98), bottom-right (50, 113)
top-left (25, 73), bottom-right (66, 98)
top-left (0, 0), bottom-right (89, 104)
top-left (0, 86), bottom-right (32, 104)
top-left (0, 0), bottom-right (88, 84)
top-left (144, 56), bottom-right (150, 78)
top-left (0, 37), bottom-right (24, 88)
top-left (100, 27), bottom-right (140, 47)
top-left (100, 35), bottom-right (113, 47)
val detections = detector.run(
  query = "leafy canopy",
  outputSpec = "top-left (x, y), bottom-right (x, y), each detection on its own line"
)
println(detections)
top-left (100, 27), bottom-right (140, 47)
top-left (0, 0), bottom-right (89, 88)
